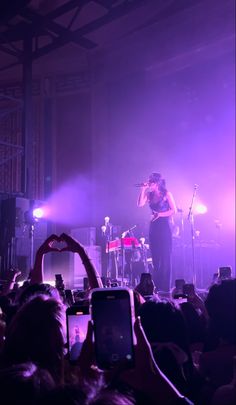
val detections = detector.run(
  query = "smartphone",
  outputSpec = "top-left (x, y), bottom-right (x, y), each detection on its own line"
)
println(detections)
top-left (55, 274), bottom-right (64, 290)
top-left (175, 279), bottom-right (185, 292)
top-left (183, 283), bottom-right (195, 296)
top-left (66, 304), bottom-right (90, 363)
top-left (91, 287), bottom-right (135, 370)
top-left (218, 266), bottom-right (232, 279)
top-left (65, 289), bottom-right (74, 306)
top-left (138, 273), bottom-right (155, 297)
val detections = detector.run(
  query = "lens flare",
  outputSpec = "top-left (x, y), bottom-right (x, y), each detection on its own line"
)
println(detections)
top-left (195, 203), bottom-right (207, 214)
top-left (33, 207), bottom-right (44, 219)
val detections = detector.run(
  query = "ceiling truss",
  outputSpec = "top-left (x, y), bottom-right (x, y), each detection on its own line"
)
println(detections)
top-left (0, 0), bottom-right (148, 71)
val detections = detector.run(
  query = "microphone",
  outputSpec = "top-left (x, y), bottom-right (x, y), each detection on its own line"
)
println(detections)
top-left (134, 183), bottom-right (148, 187)
top-left (194, 184), bottom-right (199, 190)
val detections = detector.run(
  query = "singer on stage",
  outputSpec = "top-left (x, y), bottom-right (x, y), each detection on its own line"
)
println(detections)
top-left (137, 172), bottom-right (177, 292)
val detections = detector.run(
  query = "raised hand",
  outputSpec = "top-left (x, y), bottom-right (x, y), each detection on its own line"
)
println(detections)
top-left (121, 317), bottom-right (184, 404)
top-left (60, 233), bottom-right (103, 289)
top-left (59, 233), bottom-right (85, 254)
top-left (37, 234), bottom-right (62, 255)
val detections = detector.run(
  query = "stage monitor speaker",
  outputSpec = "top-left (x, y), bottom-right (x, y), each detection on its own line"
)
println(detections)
top-left (70, 245), bottom-right (101, 289)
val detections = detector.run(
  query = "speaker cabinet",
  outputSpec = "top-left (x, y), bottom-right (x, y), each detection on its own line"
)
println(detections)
top-left (70, 245), bottom-right (101, 288)
top-left (1, 197), bottom-right (30, 239)
top-left (0, 197), bottom-right (48, 277)
top-left (71, 227), bottom-right (96, 246)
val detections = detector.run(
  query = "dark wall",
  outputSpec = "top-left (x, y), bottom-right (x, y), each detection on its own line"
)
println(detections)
top-left (47, 91), bottom-right (93, 228)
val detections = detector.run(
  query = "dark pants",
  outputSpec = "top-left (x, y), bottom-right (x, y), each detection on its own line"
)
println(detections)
top-left (149, 218), bottom-right (172, 292)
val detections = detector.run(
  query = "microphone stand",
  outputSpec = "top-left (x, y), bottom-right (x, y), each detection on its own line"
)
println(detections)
top-left (187, 185), bottom-right (198, 286)
top-left (105, 222), bottom-right (113, 280)
top-left (29, 222), bottom-right (35, 270)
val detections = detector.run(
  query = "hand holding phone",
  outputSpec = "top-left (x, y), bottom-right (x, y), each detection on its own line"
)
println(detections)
top-left (91, 287), bottom-right (135, 370)
top-left (121, 317), bottom-right (184, 403)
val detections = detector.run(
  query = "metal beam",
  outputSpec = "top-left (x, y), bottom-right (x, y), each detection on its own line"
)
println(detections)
top-left (0, 136), bottom-right (23, 169)
top-left (0, 141), bottom-right (23, 149)
top-left (0, 44), bottom-right (19, 58)
top-left (0, 147), bottom-right (23, 166)
top-left (46, 0), bottom-right (89, 20)
top-left (0, 107), bottom-right (21, 119)
top-left (0, 0), bottom-right (147, 55)
top-left (0, 61), bottom-right (20, 72)
top-left (19, 8), bottom-right (97, 49)
top-left (33, 0), bottom-right (146, 59)
top-left (0, 94), bottom-right (23, 102)
top-left (93, 0), bottom-right (114, 9)
top-left (0, 31), bottom-right (22, 53)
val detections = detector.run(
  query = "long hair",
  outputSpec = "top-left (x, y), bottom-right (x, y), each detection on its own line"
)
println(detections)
top-left (148, 174), bottom-right (168, 201)
top-left (157, 178), bottom-right (167, 196)
top-left (3, 295), bottom-right (66, 384)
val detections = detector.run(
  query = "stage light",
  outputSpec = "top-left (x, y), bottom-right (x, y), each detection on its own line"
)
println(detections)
top-left (195, 203), bottom-right (207, 214)
top-left (33, 207), bottom-right (44, 219)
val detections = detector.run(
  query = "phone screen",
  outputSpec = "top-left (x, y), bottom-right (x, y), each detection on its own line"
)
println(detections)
top-left (175, 279), bottom-right (185, 292)
top-left (66, 308), bottom-right (90, 362)
top-left (91, 288), bottom-right (135, 370)
top-left (183, 283), bottom-right (195, 296)
top-left (218, 266), bottom-right (231, 279)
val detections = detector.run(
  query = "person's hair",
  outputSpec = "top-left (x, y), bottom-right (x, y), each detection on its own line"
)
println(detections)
top-left (148, 172), bottom-right (161, 184)
top-left (148, 173), bottom-right (167, 197)
top-left (139, 298), bottom-right (189, 352)
top-left (205, 278), bottom-right (236, 344)
top-left (38, 383), bottom-right (134, 405)
top-left (180, 301), bottom-right (206, 344)
top-left (157, 177), bottom-right (167, 195)
top-left (138, 298), bottom-right (196, 397)
top-left (0, 362), bottom-right (55, 405)
top-left (3, 295), bottom-right (66, 384)
top-left (17, 283), bottom-right (62, 307)
top-left (91, 389), bottom-right (134, 405)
